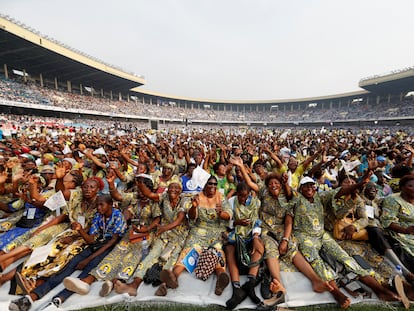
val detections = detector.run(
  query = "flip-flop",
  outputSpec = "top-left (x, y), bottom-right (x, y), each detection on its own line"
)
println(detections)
top-left (394, 275), bottom-right (410, 309)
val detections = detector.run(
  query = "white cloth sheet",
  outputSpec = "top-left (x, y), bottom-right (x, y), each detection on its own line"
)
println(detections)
top-left (0, 258), bottom-right (386, 311)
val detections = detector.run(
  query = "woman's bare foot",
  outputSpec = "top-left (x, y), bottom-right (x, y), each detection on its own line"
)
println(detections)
top-left (0, 269), bottom-right (16, 286)
top-left (375, 285), bottom-right (401, 302)
top-left (359, 275), bottom-right (401, 302)
top-left (403, 281), bottom-right (414, 301)
top-left (312, 280), bottom-right (334, 293)
top-left (331, 288), bottom-right (351, 309)
top-left (328, 280), bottom-right (351, 309)
top-left (160, 269), bottom-right (178, 289)
top-left (113, 280), bottom-right (137, 296)
top-left (155, 283), bottom-right (168, 296)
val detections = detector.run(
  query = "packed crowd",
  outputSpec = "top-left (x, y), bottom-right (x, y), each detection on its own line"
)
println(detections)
top-left (0, 121), bottom-right (413, 311)
top-left (2, 75), bottom-right (414, 123)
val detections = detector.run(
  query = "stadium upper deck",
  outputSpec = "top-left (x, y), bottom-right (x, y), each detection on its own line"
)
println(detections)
top-left (0, 14), bottom-right (413, 128)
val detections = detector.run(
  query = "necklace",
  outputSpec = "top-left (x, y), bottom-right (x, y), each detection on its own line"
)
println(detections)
top-left (82, 198), bottom-right (96, 214)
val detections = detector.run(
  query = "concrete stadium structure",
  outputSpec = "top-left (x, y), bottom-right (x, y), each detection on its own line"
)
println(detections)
top-left (1, 15), bottom-right (413, 128)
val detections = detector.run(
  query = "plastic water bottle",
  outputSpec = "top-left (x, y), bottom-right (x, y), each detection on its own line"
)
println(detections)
top-left (389, 264), bottom-right (403, 287)
top-left (395, 265), bottom-right (403, 276)
top-left (142, 236), bottom-right (150, 259)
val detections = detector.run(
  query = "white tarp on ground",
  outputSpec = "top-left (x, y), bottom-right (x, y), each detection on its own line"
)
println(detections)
top-left (0, 258), bottom-right (386, 311)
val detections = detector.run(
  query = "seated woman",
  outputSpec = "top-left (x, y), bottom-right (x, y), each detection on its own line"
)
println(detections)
top-left (224, 182), bottom-right (265, 309)
top-left (381, 174), bottom-right (414, 274)
top-left (329, 175), bottom-right (414, 307)
top-left (113, 180), bottom-right (190, 297)
top-left (362, 182), bottom-right (414, 283)
top-left (0, 172), bottom-right (51, 250)
top-left (230, 157), bottom-right (332, 309)
top-left (293, 176), bottom-right (401, 309)
top-left (0, 175), bottom-right (103, 292)
top-left (0, 156), bottom-right (24, 222)
top-left (45, 171), bottom-right (161, 301)
top-left (9, 194), bottom-right (127, 311)
top-left (0, 167), bottom-right (82, 272)
top-left (157, 176), bottom-right (231, 297)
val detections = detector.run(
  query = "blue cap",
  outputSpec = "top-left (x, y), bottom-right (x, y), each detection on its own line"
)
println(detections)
top-left (377, 156), bottom-right (386, 162)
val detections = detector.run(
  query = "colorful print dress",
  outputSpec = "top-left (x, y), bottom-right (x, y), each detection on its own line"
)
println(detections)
top-left (92, 194), bottom-right (161, 281)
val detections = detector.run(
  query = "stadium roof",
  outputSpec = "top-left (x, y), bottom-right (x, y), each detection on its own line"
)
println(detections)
top-left (0, 16), bottom-right (145, 94)
top-left (0, 15), bottom-right (412, 104)
top-left (359, 68), bottom-right (414, 94)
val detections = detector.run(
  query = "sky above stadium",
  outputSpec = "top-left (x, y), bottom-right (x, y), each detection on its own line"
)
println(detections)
top-left (2, 0), bottom-right (414, 101)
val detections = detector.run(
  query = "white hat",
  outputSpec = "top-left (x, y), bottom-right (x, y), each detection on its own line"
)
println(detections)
top-left (63, 158), bottom-right (77, 167)
top-left (299, 176), bottom-right (315, 186)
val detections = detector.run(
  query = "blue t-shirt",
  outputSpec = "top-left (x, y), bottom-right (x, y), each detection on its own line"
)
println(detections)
top-left (89, 208), bottom-right (127, 240)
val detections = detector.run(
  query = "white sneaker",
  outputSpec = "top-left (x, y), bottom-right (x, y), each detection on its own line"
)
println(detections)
top-left (63, 277), bottom-right (90, 295)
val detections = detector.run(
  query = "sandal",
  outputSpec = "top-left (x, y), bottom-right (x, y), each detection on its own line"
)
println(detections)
top-left (215, 272), bottom-right (230, 296)
top-left (394, 275), bottom-right (410, 309)
top-left (15, 272), bottom-right (36, 295)
top-left (257, 291), bottom-right (286, 310)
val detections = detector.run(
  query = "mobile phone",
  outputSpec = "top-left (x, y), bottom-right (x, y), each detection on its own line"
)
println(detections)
top-left (353, 255), bottom-right (372, 270)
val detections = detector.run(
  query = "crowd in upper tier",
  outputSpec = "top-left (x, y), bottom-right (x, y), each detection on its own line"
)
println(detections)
top-left (1, 75), bottom-right (414, 123)
top-left (0, 120), bottom-right (413, 311)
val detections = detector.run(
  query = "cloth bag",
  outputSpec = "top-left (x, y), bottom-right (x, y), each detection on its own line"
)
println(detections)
top-left (194, 247), bottom-right (222, 281)
top-left (333, 218), bottom-right (368, 241)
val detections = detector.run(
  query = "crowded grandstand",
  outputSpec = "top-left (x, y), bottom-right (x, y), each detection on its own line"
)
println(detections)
top-left (1, 13), bottom-right (414, 311)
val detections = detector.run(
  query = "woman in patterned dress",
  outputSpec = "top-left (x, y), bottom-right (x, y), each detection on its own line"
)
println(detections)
top-left (293, 176), bottom-right (400, 308)
top-left (224, 182), bottom-right (265, 309)
top-left (158, 176), bottom-right (232, 297)
top-left (113, 180), bottom-right (190, 297)
top-left (18, 175), bottom-right (103, 281)
top-left (230, 157), bottom-right (332, 309)
top-left (328, 175), bottom-right (412, 287)
top-left (48, 170), bottom-right (162, 298)
top-left (0, 169), bottom-right (82, 272)
top-left (381, 174), bottom-right (414, 273)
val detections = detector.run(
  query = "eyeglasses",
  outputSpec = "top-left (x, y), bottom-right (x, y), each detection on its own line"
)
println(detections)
top-left (207, 182), bottom-right (218, 186)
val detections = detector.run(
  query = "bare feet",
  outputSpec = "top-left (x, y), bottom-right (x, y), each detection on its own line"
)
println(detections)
top-left (312, 280), bottom-right (334, 293)
top-left (375, 287), bottom-right (401, 302)
top-left (113, 280), bottom-right (137, 296)
top-left (0, 269), bottom-right (16, 287)
top-left (160, 270), bottom-right (178, 289)
top-left (359, 275), bottom-right (400, 302)
top-left (155, 283), bottom-right (168, 296)
top-left (331, 288), bottom-right (351, 309)
top-left (329, 280), bottom-right (350, 309)
top-left (403, 281), bottom-right (414, 301)
top-left (269, 278), bottom-right (286, 294)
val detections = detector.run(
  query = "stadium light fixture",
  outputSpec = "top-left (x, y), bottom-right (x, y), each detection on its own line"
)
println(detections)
top-left (352, 98), bottom-right (363, 103)
top-left (405, 91), bottom-right (414, 98)
top-left (308, 103), bottom-right (317, 108)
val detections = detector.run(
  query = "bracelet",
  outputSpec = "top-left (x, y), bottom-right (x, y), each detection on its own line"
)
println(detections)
top-left (282, 237), bottom-right (289, 242)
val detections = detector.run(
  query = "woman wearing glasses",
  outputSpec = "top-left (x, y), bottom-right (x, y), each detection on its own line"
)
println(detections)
top-left (158, 176), bottom-right (232, 297)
